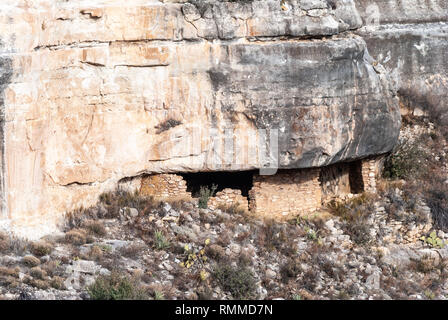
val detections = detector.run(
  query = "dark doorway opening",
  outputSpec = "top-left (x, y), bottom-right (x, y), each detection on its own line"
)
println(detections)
top-left (180, 171), bottom-right (255, 198)
top-left (349, 160), bottom-right (364, 194)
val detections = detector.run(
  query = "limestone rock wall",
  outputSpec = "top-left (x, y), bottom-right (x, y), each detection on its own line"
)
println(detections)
top-left (0, 0), bottom-right (432, 238)
top-left (355, 0), bottom-right (448, 119)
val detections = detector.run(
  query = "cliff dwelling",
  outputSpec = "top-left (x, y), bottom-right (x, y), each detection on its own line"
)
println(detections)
top-left (140, 155), bottom-right (384, 219)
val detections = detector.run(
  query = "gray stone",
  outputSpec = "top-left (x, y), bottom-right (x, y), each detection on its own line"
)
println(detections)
top-left (365, 271), bottom-right (381, 291)
top-left (128, 208), bottom-right (139, 218)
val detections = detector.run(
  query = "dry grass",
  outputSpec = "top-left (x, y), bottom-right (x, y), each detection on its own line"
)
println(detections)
top-left (83, 220), bottom-right (107, 237)
top-left (99, 189), bottom-right (159, 218)
top-left (65, 229), bottom-right (88, 245)
top-left (30, 267), bottom-right (47, 280)
top-left (119, 243), bottom-right (146, 259)
top-left (23, 255), bottom-right (41, 267)
top-left (217, 203), bottom-right (247, 215)
top-left (24, 276), bottom-right (50, 290)
top-left (30, 241), bottom-right (53, 257)
top-left (0, 266), bottom-right (20, 278)
top-left (50, 276), bottom-right (66, 290)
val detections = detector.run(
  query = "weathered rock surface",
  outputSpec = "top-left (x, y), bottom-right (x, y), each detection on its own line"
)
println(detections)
top-left (3, 0), bottom-right (447, 238)
top-left (356, 0), bottom-right (448, 119)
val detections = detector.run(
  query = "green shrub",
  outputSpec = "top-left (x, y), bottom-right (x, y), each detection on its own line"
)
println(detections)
top-left (424, 183), bottom-right (448, 231)
top-left (87, 272), bottom-right (149, 300)
top-left (154, 230), bottom-right (170, 250)
top-left (213, 264), bottom-right (257, 299)
top-left (198, 184), bottom-right (217, 209)
top-left (383, 140), bottom-right (428, 180)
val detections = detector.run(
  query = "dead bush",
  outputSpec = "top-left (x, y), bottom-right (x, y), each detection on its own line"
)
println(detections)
top-left (87, 246), bottom-right (104, 261)
top-left (280, 258), bottom-right (302, 283)
top-left (0, 266), bottom-right (20, 278)
top-left (410, 255), bottom-right (438, 274)
top-left (99, 188), bottom-right (158, 218)
top-left (327, 194), bottom-right (376, 245)
top-left (83, 220), bottom-right (107, 237)
top-left (119, 243), bottom-right (146, 259)
top-left (30, 267), bottom-right (47, 280)
top-left (41, 260), bottom-right (62, 277)
top-left (51, 276), bottom-right (66, 290)
top-left (23, 255), bottom-right (41, 267)
top-left (30, 241), bottom-right (53, 257)
top-left (65, 229), bottom-right (87, 245)
top-left (217, 203), bottom-right (247, 215)
top-left (24, 276), bottom-right (50, 290)
top-left (205, 244), bottom-right (226, 262)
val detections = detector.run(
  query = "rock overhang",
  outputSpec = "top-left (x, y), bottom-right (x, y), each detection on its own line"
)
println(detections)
top-left (0, 0), bottom-right (410, 238)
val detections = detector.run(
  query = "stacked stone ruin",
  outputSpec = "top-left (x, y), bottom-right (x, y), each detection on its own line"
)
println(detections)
top-left (208, 189), bottom-right (249, 212)
top-left (140, 174), bottom-right (192, 201)
top-left (140, 156), bottom-right (383, 219)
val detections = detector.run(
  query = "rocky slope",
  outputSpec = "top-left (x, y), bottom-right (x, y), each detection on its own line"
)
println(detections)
top-left (0, 172), bottom-right (447, 300)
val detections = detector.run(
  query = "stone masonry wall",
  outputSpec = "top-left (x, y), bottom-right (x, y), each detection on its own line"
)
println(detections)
top-left (249, 169), bottom-right (322, 219)
top-left (140, 174), bottom-right (192, 201)
top-left (208, 189), bottom-right (249, 212)
top-left (361, 156), bottom-right (385, 193)
top-left (139, 156), bottom-right (384, 219)
top-left (320, 163), bottom-right (352, 204)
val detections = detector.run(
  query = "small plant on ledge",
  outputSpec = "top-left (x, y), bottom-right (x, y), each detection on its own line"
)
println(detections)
top-left (198, 184), bottom-right (218, 209)
top-left (420, 231), bottom-right (445, 249)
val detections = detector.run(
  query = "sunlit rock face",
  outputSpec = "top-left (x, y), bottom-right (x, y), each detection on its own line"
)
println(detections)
top-left (356, 0), bottom-right (448, 118)
top-left (0, 0), bottom-right (405, 238)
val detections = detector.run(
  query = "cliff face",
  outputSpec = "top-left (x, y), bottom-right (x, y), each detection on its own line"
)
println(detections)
top-left (1, 0), bottom-right (443, 238)
top-left (356, 0), bottom-right (448, 117)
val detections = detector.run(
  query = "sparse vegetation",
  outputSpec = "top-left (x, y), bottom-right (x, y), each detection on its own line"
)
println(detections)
top-left (87, 272), bottom-right (149, 300)
top-left (99, 188), bottom-right (158, 218)
top-left (198, 184), bottom-right (218, 209)
top-left (280, 258), bottom-right (301, 283)
top-left (327, 194), bottom-right (376, 245)
top-left (154, 230), bottom-right (170, 250)
top-left (217, 202), bottom-right (246, 215)
top-left (30, 241), bottom-right (53, 257)
top-left (383, 137), bottom-right (429, 180)
top-left (119, 243), bottom-right (146, 259)
top-left (213, 264), bottom-right (257, 300)
top-left (23, 255), bottom-right (40, 267)
top-left (84, 220), bottom-right (107, 237)
top-left (65, 229), bottom-right (88, 245)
